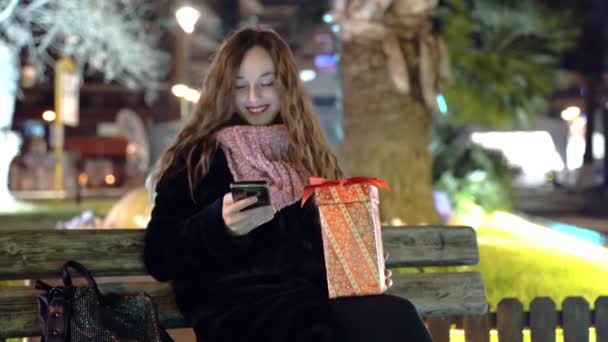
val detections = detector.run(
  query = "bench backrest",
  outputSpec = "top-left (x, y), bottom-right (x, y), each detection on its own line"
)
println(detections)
top-left (0, 225), bottom-right (487, 338)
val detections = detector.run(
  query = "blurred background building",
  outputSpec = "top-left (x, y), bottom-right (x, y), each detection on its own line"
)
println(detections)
top-left (3, 0), bottom-right (608, 220)
top-left (8, 0), bottom-right (344, 198)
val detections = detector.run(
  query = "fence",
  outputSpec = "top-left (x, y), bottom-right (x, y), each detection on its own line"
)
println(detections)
top-left (426, 297), bottom-right (608, 342)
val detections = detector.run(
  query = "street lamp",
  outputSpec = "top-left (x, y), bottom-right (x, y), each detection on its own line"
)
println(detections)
top-left (175, 4), bottom-right (200, 118)
top-left (42, 110), bottom-right (56, 122)
top-left (175, 5), bottom-right (200, 34)
top-left (171, 84), bottom-right (189, 98)
top-left (561, 106), bottom-right (581, 121)
top-left (172, 84), bottom-right (200, 105)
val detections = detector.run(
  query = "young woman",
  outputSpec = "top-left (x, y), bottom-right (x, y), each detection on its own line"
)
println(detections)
top-left (144, 26), bottom-right (433, 342)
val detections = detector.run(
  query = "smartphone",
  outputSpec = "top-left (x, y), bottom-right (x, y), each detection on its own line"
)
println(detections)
top-left (230, 181), bottom-right (271, 211)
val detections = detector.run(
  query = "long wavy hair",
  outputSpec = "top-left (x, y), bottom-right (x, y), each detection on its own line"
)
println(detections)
top-left (154, 26), bottom-right (343, 200)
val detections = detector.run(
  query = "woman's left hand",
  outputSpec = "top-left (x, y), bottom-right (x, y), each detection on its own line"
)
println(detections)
top-left (384, 251), bottom-right (393, 289)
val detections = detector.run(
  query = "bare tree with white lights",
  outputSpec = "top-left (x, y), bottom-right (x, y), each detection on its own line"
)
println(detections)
top-left (0, 0), bottom-right (168, 209)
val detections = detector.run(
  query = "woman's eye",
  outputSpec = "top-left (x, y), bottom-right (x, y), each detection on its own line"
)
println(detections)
top-left (235, 85), bottom-right (247, 90)
top-left (261, 82), bottom-right (274, 87)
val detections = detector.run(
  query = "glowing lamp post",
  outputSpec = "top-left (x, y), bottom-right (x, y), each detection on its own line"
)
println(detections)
top-left (175, 6), bottom-right (200, 34)
top-left (175, 5), bottom-right (200, 118)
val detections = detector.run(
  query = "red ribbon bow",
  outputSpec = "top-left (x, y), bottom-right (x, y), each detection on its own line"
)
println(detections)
top-left (301, 176), bottom-right (390, 207)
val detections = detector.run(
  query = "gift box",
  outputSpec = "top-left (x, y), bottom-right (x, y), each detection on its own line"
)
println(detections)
top-left (303, 177), bottom-right (388, 299)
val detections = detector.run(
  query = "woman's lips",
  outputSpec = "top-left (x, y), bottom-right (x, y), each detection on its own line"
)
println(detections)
top-left (246, 104), bottom-right (269, 115)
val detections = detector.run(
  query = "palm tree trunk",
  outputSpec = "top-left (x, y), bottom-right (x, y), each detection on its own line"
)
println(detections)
top-left (338, 36), bottom-right (439, 224)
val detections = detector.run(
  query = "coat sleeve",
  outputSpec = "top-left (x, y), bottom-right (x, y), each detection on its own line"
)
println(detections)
top-left (143, 153), bottom-right (253, 282)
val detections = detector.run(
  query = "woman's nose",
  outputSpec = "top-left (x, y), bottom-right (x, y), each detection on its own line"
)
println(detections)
top-left (248, 86), bottom-right (259, 102)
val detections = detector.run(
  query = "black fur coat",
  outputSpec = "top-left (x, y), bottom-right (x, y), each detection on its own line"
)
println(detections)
top-left (144, 148), bottom-right (335, 341)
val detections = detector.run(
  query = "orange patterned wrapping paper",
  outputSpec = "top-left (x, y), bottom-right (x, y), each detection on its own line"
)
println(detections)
top-left (314, 183), bottom-right (387, 298)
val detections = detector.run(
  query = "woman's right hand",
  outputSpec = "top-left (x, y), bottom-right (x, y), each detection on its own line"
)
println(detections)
top-left (222, 193), bottom-right (274, 236)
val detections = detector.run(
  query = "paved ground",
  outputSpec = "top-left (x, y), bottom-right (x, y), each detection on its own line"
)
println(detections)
top-left (514, 187), bottom-right (608, 235)
top-left (535, 213), bottom-right (608, 234)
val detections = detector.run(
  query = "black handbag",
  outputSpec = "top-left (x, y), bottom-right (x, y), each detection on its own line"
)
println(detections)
top-left (35, 260), bottom-right (173, 342)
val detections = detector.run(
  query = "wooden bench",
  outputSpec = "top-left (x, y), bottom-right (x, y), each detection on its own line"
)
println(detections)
top-left (0, 225), bottom-right (487, 339)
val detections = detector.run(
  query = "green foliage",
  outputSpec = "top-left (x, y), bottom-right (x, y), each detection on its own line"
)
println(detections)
top-left (475, 232), bottom-right (608, 311)
top-left (418, 216), bottom-right (608, 312)
top-left (430, 120), bottom-right (520, 212)
top-left (437, 0), bottom-right (579, 128)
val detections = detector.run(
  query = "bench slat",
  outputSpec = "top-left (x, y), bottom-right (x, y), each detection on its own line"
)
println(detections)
top-left (0, 272), bottom-right (487, 338)
top-left (382, 226), bottom-right (479, 267)
top-left (389, 272), bottom-right (487, 316)
top-left (0, 229), bottom-right (146, 281)
top-left (0, 226), bottom-right (478, 281)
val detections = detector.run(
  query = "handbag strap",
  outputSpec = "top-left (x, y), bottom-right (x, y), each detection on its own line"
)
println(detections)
top-left (43, 295), bottom-right (70, 342)
top-left (61, 260), bottom-right (101, 297)
top-left (35, 279), bottom-right (53, 292)
top-left (36, 279), bottom-right (71, 342)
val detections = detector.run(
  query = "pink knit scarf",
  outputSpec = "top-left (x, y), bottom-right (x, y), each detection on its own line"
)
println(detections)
top-left (216, 125), bottom-right (306, 212)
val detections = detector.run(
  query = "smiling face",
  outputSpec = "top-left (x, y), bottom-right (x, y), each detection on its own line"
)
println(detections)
top-left (233, 46), bottom-right (282, 126)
